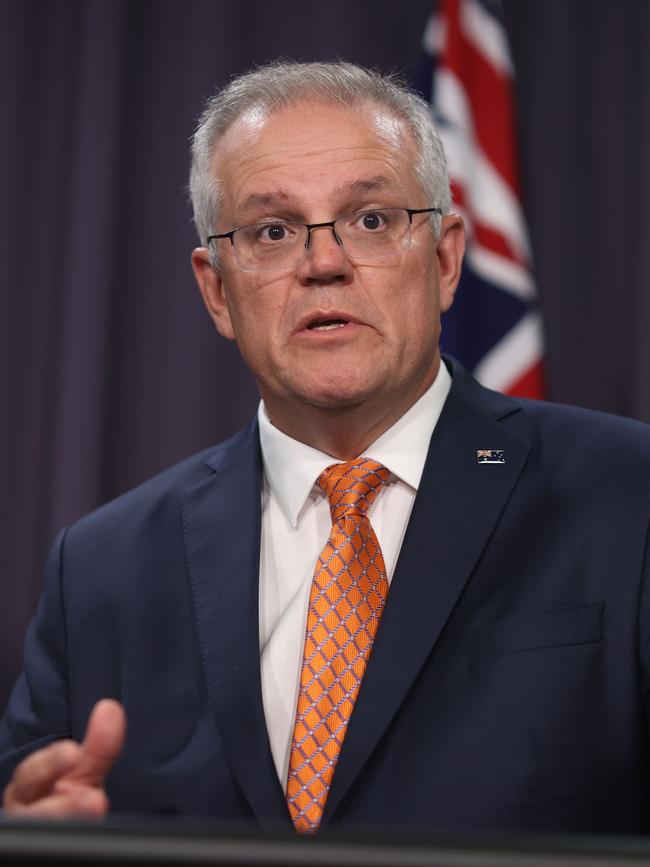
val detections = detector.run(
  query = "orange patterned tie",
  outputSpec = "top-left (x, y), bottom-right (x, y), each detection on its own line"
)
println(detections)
top-left (286, 458), bottom-right (390, 833)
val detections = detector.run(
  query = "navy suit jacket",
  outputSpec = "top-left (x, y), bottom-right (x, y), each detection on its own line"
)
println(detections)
top-left (2, 359), bottom-right (650, 834)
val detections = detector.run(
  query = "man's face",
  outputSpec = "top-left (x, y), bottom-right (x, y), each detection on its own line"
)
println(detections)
top-left (192, 101), bottom-right (463, 437)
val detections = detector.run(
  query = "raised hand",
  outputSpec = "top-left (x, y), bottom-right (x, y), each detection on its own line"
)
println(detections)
top-left (3, 699), bottom-right (126, 818)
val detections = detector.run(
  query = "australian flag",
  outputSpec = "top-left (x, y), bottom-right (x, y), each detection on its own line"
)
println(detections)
top-left (416, 0), bottom-right (545, 397)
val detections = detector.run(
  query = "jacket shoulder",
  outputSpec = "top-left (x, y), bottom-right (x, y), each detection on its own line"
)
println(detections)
top-left (67, 420), bottom-right (259, 545)
top-left (446, 357), bottom-right (650, 487)
top-left (516, 396), bottom-right (650, 459)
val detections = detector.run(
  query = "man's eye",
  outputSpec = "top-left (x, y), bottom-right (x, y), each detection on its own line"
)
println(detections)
top-left (257, 223), bottom-right (291, 243)
top-left (356, 211), bottom-right (387, 231)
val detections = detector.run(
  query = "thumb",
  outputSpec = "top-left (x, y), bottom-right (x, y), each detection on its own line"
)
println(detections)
top-left (65, 699), bottom-right (127, 788)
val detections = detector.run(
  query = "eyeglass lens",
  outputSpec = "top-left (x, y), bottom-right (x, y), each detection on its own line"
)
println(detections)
top-left (232, 208), bottom-right (416, 272)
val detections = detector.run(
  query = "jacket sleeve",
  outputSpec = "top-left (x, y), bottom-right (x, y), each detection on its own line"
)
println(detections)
top-left (0, 529), bottom-right (73, 789)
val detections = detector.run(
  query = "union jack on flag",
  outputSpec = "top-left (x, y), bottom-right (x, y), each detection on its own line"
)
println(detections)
top-left (417, 0), bottom-right (545, 397)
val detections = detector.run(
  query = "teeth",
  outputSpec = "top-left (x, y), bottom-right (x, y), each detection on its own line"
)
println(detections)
top-left (311, 321), bottom-right (347, 331)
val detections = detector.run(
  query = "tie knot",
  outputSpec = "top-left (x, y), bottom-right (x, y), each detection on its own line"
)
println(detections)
top-left (318, 458), bottom-right (390, 522)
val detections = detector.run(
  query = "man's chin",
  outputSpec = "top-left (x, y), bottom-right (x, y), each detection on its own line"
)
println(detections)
top-left (292, 389), bottom-right (384, 415)
top-left (303, 393), bottom-right (368, 412)
top-left (295, 377), bottom-right (381, 411)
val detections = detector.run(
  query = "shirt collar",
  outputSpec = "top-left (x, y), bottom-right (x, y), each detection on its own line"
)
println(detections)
top-left (258, 360), bottom-right (452, 528)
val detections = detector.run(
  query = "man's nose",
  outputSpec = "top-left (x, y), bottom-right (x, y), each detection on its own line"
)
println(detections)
top-left (297, 224), bottom-right (353, 283)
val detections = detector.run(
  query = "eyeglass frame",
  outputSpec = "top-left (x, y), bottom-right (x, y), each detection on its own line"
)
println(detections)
top-left (206, 206), bottom-right (443, 271)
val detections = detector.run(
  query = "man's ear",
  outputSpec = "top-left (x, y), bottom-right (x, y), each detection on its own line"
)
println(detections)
top-left (436, 214), bottom-right (466, 313)
top-left (191, 247), bottom-right (236, 341)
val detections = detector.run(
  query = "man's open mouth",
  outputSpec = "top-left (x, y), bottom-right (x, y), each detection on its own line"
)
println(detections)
top-left (307, 319), bottom-right (349, 331)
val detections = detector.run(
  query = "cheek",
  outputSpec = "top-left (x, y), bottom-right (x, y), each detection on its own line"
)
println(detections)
top-left (223, 272), bottom-right (286, 335)
top-left (400, 259), bottom-right (440, 320)
top-left (395, 272), bottom-right (441, 359)
top-left (225, 286), bottom-right (291, 375)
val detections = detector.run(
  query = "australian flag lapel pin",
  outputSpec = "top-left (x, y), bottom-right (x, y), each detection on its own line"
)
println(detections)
top-left (477, 449), bottom-right (505, 464)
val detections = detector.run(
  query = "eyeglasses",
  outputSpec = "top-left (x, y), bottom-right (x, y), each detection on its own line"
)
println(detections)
top-left (207, 206), bottom-right (442, 273)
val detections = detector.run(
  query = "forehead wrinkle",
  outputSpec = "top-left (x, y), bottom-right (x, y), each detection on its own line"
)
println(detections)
top-left (240, 176), bottom-right (397, 213)
top-left (331, 175), bottom-right (399, 198)
top-left (225, 135), bottom-right (406, 181)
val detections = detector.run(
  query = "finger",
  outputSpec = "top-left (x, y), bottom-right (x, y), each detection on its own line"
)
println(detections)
top-left (4, 740), bottom-right (81, 807)
top-left (69, 699), bottom-right (127, 787)
top-left (7, 784), bottom-right (109, 819)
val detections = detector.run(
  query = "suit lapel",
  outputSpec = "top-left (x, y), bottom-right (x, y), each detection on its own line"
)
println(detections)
top-left (322, 367), bottom-right (532, 824)
top-left (181, 422), bottom-right (291, 829)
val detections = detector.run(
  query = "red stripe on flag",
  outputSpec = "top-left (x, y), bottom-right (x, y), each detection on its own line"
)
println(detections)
top-left (450, 180), bottom-right (524, 265)
top-left (504, 360), bottom-right (545, 399)
top-left (450, 180), bottom-right (466, 210)
top-left (440, 0), bottom-right (520, 196)
top-left (473, 221), bottom-right (523, 266)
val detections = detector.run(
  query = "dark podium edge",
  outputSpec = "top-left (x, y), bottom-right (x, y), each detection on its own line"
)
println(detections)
top-left (2, 817), bottom-right (650, 866)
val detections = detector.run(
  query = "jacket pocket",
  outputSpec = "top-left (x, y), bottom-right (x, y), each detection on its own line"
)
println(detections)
top-left (467, 602), bottom-right (605, 664)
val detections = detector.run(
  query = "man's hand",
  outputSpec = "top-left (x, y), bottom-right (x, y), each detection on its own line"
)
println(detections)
top-left (2, 699), bottom-right (126, 818)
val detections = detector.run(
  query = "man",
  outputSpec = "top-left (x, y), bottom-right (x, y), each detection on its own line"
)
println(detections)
top-left (1, 61), bottom-right (650, 833)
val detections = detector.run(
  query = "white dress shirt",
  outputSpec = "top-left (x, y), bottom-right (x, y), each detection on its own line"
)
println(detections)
top-left (258, 361), bottom-right (452, 786)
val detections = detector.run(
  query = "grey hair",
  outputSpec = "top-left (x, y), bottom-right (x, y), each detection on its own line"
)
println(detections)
top-left (189, 60), bottom-right (451, 250)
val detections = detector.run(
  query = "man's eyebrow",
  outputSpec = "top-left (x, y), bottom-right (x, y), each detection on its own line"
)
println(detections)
top-left (333, 176), bottom-right (396, 197)
top-left (238, 192), bottom-right (292, 216)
